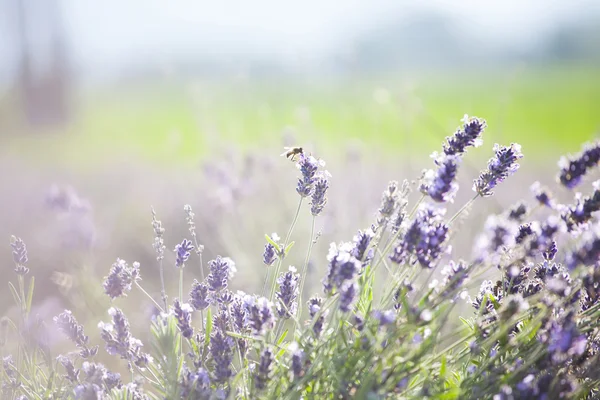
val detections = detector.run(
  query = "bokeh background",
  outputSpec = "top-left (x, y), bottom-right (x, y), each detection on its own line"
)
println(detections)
top-left (1, 0), bottom-right (600, 360)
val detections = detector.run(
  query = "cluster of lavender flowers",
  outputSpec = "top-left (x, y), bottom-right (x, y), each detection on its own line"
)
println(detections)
top-left (5, 117), bottom-right (600, 399)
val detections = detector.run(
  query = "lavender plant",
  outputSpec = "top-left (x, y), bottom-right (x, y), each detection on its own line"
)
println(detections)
top-left (4, 115), bottom-right (600, 399)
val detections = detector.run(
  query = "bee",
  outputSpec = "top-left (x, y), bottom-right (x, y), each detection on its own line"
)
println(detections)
top-left (51, 271), bottom-right (75, 295)
top-left (281, 146), bottom-right (304, 162)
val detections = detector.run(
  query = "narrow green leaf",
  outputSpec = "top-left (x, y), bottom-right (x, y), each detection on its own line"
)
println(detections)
top-left (277, 329), bottom-right (288, 345)
top-left (8, 282), bottom-right (21, 306)
top-left (204, 308), bottom-right (213, 347)
top-left (284, 241), bottom-right (295, 255)
top-left (440, 354), bottom-right (447, 377)
top-left (26, 276), bottom-right (35, 314)
top-left (264, 234), bottom-right (281, 252)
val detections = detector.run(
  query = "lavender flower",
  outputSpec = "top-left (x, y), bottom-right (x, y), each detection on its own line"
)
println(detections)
top-left (276, 266), bottom-right (300, 319)
top-left (440, 260), bottom-right (469, 300)
top-left (377, 181), bottom-right (399, 225)
top-left (561, 183), bottom-right (600, 232)
top-left (151, 208), bottom-right (166, 262)
top-left (566, 228), bottom-right (600, 270)
top-left (180, 366), bottom-right (211, 398)
top-left (10, 236), bottom-right (29, 275)
top-left (207, 256), bottom-right (236, 292)
top-left (263, 243), bottom-right (277, 266)
top-left (54, 310), bottom-right (97, 358)
top-left (254, 347), bottom-right (274, 391)
top-left (372, 309), bottom-right (396, 327)
top-left (2, 355), bottom-right (18, 390)
top-left (546, 315), bottom-right (587, 363)
top-left (172, 299), bottom-right (194, 339)
top-left (339, 281), bottom-right (358, 313)
top-left (475, 215), bottom-right (518, 262)
top-left (296, 153), bottom-right (320, 197)
top-left (558, 140), bottom-right (600, 189)
top-left (390, 180), bottom-right (410, 233)
top-left (103, 259), bottom-right (141, 299)
top-left (390, 204), bottom-right (449, 268)
top-left (57, 355), bottom-right (80, 383)
top-left (98, 307), bottom-right (151, 368)
top-left (530, 181), bottom-right (555, 208)
top-left (189, 279), bottom-right (211, 311)
top-left (174, 239), bottom-right (194, 268)
top-left (308, 297), bottom-right (327, 337)
top-left (243, 295), bottom-right (276, 335)
top-left (231, 295), bottom-right (248, 333)
top-left (421, 154), bottom-right (461, 203)
top-left (74, 383), bottom-right (104, 399)
top-left (442, 115), bottom-right (486, 156)
top-left (81, 362), bottom-right (108, 386)
top-left (473, 143), bottom-right (523, 197)
top-left (210, 329), bottom-right (234, 383)
top-left (184, 205), bottom-right (204, 257)
top-left (310, 175), bottom-right (329, 216)
top-left (351, 228), bottom-right (374, 264)
top-left (507, 202), bottom-right (528, 222)
top-left (322, 243), bottom-right (361, 294)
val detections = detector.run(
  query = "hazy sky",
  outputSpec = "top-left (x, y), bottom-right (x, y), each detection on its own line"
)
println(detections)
top-left (1, 0), bottom-right (599, 83)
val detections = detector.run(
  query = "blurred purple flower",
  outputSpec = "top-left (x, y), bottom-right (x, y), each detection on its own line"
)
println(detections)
top-left (473, 143), bottom-right (523, 197)
top-left (172, 299), bottom-right (194, 339)
top-left (310, 175), bottom-right (330, 216)
top-left (276, 267), bottom-right (300, 319)
top-left (175, 239), bottom-right (194, 268)
top-left (10, 236), bottom-right (29, 275)
top-left (558, 140), bottom-right (600, 189)
top-left (189, 279), bottom-right (211, 311)
top-left (421, 154), bottom-right (460, 203)
top-left (103, 259), bottom-right (141, 299)
top-left (263, 243), bottom-right (277, 266)
top-left (254, 347), bottom-right (274, 391)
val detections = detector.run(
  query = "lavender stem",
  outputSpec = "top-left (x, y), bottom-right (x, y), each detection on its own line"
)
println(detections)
top-left (448, 193), bottom-right (480, 225)
top-left (135, 282), bottom-right (164, 312)
top-left (297, 216), bottom-right (316, 320)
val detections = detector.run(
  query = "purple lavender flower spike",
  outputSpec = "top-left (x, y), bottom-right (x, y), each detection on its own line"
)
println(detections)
top-left (263, 243), bottom-right (277, 266)
top-left (103, 259), bottom-right (141, 299)
top-left (351, 228), bottom-right (374, 264)
top-left (322, 243), bottom-right (361, 295)
top-left (339, 281), bottom-right (358, 313)
top-left (561, 182), bottom-right (600, 232)
top-left (276, 266), bottom-right (300, 319)
top-left (57, 355), bottom-right (80, 383)
top-left (296, 153), bottom-right (320, 197)
top-left (377, 181), bottom-right (399, 225)
top-left (254, 347), bottom-right (274, 391)
top-left (54, 310), bottom-right (97, 358)
top-left (210, 329), bottom-right (234, 383)
top-left (172, 299), bottom-right (194, 339)
top-left (558, 141), bottom-right (600, 189)
top-left (189, 279), bottom-right (210, 311)
top-left (180, 366), bottom-right (211, 399)
top-left (372, 309), bottom-right (396, 327)
top-left (442, 115), bottom-right (486, 156)
top-left (175, 239), bottom-right (194, 268)
top-left (566, 228), bottom-right (600, 270)
top-left (243, 295), bottom-right (276, 335)
top-left (10, 236), bottom-right (29, 275)
top-left (473, 143), bottom-right (523, 197)
top-left (98, 307), bottom-right (151, 367)
top-left (310, 175), bottom-right (330, 216)
top-left (421, 154), bottom-right (461, 203)
top-left (291, 345), bottom-right (305, 379)
top-left (207, 256), bottom-right (236, 292)
top-left (530, 181), bottom-right (555, 208)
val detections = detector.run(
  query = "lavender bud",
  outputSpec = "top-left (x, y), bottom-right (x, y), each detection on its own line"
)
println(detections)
top-left (10, 236), bottom-right (29, 275)
top-left (189, 279), bottom-right (211, 311)
top-left (231, 295), bottom-right (248, 333)
top-left (475, 214), bottom-right (518, 262)
top-left (243, 295), bottom-right (276, 335)
top-left (263, 243), bottom-right (277, 266)
top-left (372, 309), bottom-right (396, 327)
top-left (74, 383), bottom-right (104, 399)
top-left (473, 143), bottom-right (523, 197)
top-left (276, 266), bottom-right (300, 319)
top-left (377, 181), bottom-right (399, 225)
top-left (98, 308), bottom-right (150, 367)
top-left (210, 329), bottom-right (234, 383)
top-left (566, 229), bottom-right (600, 270)
top-left (507, 202), bottom-right (528, 222)
top-left (57, 355), bottom-right (80, 383)
top-left (296, 154), bottom-right (320, 197)
top-left (290, 345), bottom-right (305, 379)
top-left (151, 208), bottom-right (166, 262)
top-left (207, 256), bottom-right (236, 292)
top-left (339, 281), bottom-right (358, 313)
top-left (440, 260), bottom-right (469, 300)
top-left (81, 361), bottom-right (107, 386)
top-left (530, 181), bottom-right (555, 208)
top-left (351, 228), bottom-right (374, 264)
top-left (254, 347), bottom-right (274, 391)
top-left (310, 175), bottom-right (330, 216)
top-left (307, 297), bottom-right (326, 337)
top-left (421, 154), bottom-right (460, 203)
top-left (172, 299), bottom-right (194, 339)
top-left (561, 182), bottom-right (600, 232)
top-left (53, 310), bottom-right (97, 358)
top-left (103, 259), bottom-right (141, 299)
top-left (442, 115), bottom-right (486, 156)
top-left (174, 239), bottom-right (194, 268)
top-left (180, 366), bottom-right (211, 398)
top-left (558, 140), bottom-right (600, 189)
top-left (322, 243), bottom-right (361, 295)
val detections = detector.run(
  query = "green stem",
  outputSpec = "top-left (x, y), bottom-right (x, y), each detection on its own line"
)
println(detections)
top-left (135, 282), bottom-right (164, 312)
top-left (158, 258), bottom-right (167, 311)
top-left (448, 193), bottom-right (480, 225)
top-left (270, 197), bottom-right (304, 302)
top-left (179, 268), bottom-right (184, 358)
top-left (297, 216), bottom-right (316, 320)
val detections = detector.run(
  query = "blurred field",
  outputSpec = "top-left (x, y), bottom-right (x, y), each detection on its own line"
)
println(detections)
top-left (2, 64), bottom-right (599, 168)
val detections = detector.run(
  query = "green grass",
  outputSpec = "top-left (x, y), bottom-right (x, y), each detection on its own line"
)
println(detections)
top-left (3, 64), bottom-right (599, 167)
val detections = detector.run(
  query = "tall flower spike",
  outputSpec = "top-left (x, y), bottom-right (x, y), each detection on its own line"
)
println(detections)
top-left (296, 153), bottom-right (320, 197)
top-left (103, 259), bottom-right (141, 299)
top-left (531, 181), bottom-right (555, 208)
top-left (175, 239), bottom-right (194, 268)
top-left (263, 243), bottom-right (277, 266)
top-left (54, 310), bottom-right (97, 358)
top-left (210, 329), bottom-right (234, 383)
top-left (172, 299), bottom-right (194, 339)
top-left (151, 208), bottom-right (166, 262)
top-left (473, 143), bottom-right (523, 197)
top-left (243, 295), bottom-right (276, 335)
top-left (189, 279), bottom-right (211, 311)
top-left (276, 266), bottom-right (300, 319)
top-left (560, 182), bottom-right (600, 232)
top-left (10, 236), bottom-right (29, 275)
top-left (442, 115), bottom-right (486, 156)
top-left (207, 256), bottom-right (235, 292)
top-left (254, 347), bottom-right (274, 391)
top-left (310, 175), bottom-right (330, 216)
top-left (377, 181), bottom-right (399, 225)
top-left (421, 154), bottom-right (461, 203)
top-left (558, 140), bottom-right (600, 189)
